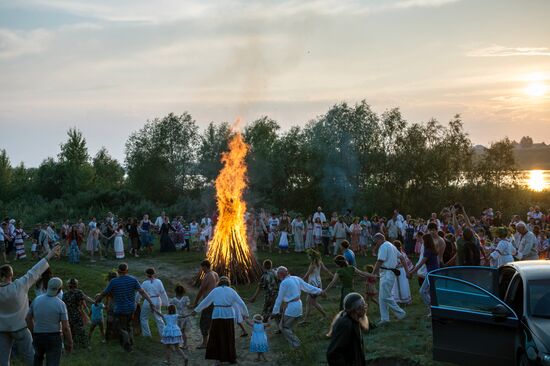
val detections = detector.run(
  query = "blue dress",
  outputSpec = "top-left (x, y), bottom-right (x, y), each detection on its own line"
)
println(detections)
top-left (68, 240), bottom-right (80, 264)
top-left (249, 323), bottom-right (269, 353)
top-left (161, 314), bottom-right (183, 345)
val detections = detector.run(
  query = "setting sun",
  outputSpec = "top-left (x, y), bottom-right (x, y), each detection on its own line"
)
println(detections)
top-left (527, 170), bottom-right (546, 191)
top-left (524, 82), bottom-right (547, 97)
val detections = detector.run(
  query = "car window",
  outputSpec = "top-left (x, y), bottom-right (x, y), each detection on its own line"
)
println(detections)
top-left (529, 280), bottom-right (550, 319)
top-left (431, 267), bottom-right (498, 296)
top-left (505, 274), bottom-right (523, 316)
top-left (431, 276), bottom-right (511, 314)
top-left (498, 267), bottom-right (516, 300)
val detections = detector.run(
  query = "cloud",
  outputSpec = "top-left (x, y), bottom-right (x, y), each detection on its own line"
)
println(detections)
top-left (392, 0), bottom-right (461, 9)
top-left (467, 45), bottom-right (550, 57)
top-left (0, 28), bottom-right (53, 60)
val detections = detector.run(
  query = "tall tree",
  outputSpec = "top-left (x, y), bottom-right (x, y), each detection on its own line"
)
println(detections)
top-left (57, 128), bottom-right (93, 194)
top-left (0, 149), bottom-right (12, 201)
top-left (198, 122), bottom-right (233, 183)
top-left (92, 147), bottom-right (125, 189)
top-left (125, 112), bottom-right (199, 203)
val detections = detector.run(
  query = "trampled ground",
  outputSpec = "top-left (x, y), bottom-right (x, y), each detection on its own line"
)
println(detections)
top-left (9, 245), bottom-right (451, 366)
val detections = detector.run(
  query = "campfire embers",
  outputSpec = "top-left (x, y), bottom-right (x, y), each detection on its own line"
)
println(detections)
top-left (204, 131), bottom-right (261, 284)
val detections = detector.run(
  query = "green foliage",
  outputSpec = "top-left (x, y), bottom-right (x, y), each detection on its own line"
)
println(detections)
top-left (92, 147), bottom-right (124, 189)
top-left (125, 112), bottom-right (199, 204)
top-left (0, 149), bottom-right (12, 201)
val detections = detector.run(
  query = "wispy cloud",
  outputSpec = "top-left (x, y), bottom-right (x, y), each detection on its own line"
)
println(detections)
top-left (467, 45), bottom-right (550, 57)
top-left (392, 0), bottom-right (461, 9)
top-left (0, 28), bottom-right (53, 60)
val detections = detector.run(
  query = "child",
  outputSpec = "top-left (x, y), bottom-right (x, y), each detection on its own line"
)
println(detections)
top-left (154, 305), bottom-right (189, 365)
top-left (321, 221), bottom-right (332, 257)
top-left (414, 231), bottom-right (424, 255)
top-left (364, 265), bottom-right (379, 305)
top-left (89, 294), bottom-right (106, 344)
top-left (68, 239), bottom-right (81, 264)
top-left (198, 223), bottom-right (207, 252)
top-left (169, 285), bottom-right (190, 349)
top-left (246, 314), bottom-right (270, 362)
top-left (31, 224), bottom-right (41, 259)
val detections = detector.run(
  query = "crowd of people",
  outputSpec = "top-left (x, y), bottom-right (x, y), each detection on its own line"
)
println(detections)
top-left (0, 203), bottom-right (549, 366)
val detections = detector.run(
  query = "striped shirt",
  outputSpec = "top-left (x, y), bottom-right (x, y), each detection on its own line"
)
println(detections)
top-left (103, 275), bottom-right (141, 315)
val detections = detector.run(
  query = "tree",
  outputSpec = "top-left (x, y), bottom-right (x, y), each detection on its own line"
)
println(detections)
top-left (56, 128), bottom-right (94, 194)
top-left (0, 149), bottom-right (12, 201)
top-left (58, 128), bottom-right (89, 165)
top-left (197, 122), bottom-right (233, 182)
top-left (125, 112), bottom-right (199, 203)
top-left (519, 136), bottom-right (533, 148)
top-left (35, 157), bottom-right (65, 200)
top-left (92, 147), bottom-right (125, 189)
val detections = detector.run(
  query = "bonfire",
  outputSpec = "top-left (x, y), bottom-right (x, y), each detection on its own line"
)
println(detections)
top-left (204, 131), bottom-right (262, 284)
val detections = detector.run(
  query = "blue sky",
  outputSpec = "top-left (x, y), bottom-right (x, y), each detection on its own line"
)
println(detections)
top-left (1, 0), bottom-right (549, 166)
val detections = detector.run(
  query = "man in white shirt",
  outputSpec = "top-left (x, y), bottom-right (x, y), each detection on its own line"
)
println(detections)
top-left (137, 268), bottom-right (169, 337)
top-left (386, 212), bottom-right (402, 241)
top-left (313, 206), bottom-right (327, 223)
top-left (271, 266), bottom-right (323, 348)
top-left (154, 212), bottom-right (166, 228)
top-left (0, 245), bottom-right (61, 366)
top-left (200, 215), bottom-right (212, 227)
top-left (372, 233), bottom-right (406, 325)
top-left (516, 222), bottom-right (539, 260)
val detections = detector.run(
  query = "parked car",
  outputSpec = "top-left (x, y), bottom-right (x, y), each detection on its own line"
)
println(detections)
top-left (427, 261), bottom-right (550, 366)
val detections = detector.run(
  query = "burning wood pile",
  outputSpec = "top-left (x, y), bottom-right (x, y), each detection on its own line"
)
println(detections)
top-left (204, 131), bottom-right (262, 284)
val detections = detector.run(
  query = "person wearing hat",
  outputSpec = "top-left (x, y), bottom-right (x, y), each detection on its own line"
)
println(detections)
top-left (0, 244), bottom-right (61, 366)
top-left (26, 277), bottom-right (73, 366)
top-left (137, 267), bottom-right (169, 337)
top-left (326, 292), bottom-right (368, 366)
top-left (95, 263), bottom-right (155, 352)
top-left (192, 276), bottom-right (249, 364)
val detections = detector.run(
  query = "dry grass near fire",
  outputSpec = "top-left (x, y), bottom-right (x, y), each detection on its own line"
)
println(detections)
top-left (9, 246), bottom-right (451, 366)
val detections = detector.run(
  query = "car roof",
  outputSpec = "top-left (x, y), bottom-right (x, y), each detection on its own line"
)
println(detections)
top-left (504, 260), bottom-right (550, 281)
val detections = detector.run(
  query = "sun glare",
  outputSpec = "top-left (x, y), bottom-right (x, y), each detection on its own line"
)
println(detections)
top-left (527, 170), bottom-right (545, 191)
top-left (524, 82), bottom-right (547, 97)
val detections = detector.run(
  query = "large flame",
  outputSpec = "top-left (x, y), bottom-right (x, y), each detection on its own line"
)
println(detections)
top-left (205, 130), bottom-right (261, 284)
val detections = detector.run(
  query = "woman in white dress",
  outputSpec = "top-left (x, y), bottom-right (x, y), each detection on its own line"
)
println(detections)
top-left (304, 216), bottom-right (314, 250)
top-left (291, 215), bottom-right (305, 252)
top-left (301, 249), bottom-right (333, 323)
top-left (112, 224), bottom-right (125, 259)
top-left (391, 241), bottom-right (412, 305)
top-left (490, 227), bottom-right (516, 267)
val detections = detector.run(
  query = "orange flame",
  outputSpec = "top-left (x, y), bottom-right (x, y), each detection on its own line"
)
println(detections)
top-left (205, 130), bottom-right (261, 284)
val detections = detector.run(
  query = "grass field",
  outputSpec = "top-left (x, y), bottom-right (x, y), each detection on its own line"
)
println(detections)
top-left (7, 242), bottom-right (449, 366)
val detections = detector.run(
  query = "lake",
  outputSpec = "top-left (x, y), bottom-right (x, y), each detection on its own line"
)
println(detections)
top-left (522, 170), bottom-right (550, 191)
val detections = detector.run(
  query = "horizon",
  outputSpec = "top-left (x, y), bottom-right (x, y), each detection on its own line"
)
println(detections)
top-left (1, 0), bottom-right (549, 167)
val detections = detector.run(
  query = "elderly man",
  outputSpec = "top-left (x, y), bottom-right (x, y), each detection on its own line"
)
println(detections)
top-left (372, 233), bottom-right (407, 325)
top-left (271, 266), bottom-right (323, 348)
top-left (96, 263), bottom-right (155, 352)
top-left (326, 293), bottom-right (368, 366)
top-left (0, 244), bottom-right (60, 366)
top-left (516, 222), bottom-right (539, 261)
top-left (26, 277), bottom-right (73, 366)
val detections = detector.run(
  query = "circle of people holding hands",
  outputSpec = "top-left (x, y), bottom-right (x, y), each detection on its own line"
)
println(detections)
top-left (0, 203), bottom-right (549, 366)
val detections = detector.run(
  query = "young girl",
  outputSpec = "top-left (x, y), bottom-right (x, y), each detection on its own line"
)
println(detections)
top-left (364, 265), bottom-right (379, 305)
top-left (89, 293), bottom-right (106, 343)
top-left (246, 314), bottom-right (270, 362)
top-left (302, 249), bottom-right (332, 323)
top-left (414, 231), bottom-right (424, 255)
top-left (154, 305), bottom-right (189, 365)
top-left (169, 285), bottom-right (190, 349)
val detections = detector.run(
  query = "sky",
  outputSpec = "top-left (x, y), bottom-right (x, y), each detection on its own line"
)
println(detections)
top-left (1, 0), bottom-right (549, 167)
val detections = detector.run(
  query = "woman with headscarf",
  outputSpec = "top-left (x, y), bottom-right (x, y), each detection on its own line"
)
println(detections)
top-left (192, 276), bottom-right (249, 365)
top-left (326, 292), bottom-right (368, 366)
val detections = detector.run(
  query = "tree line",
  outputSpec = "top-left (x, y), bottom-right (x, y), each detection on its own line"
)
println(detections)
top-left (0, 100), bottom-right (546, 225)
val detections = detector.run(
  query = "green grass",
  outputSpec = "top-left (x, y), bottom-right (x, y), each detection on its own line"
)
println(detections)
top-left (7, 243), bottom-right (448, 365)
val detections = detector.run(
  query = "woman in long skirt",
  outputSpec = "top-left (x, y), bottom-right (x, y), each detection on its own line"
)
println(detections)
top-left (391, 241), bottom-right (412, 304)
top-left (112, 224), bottom-right (125, 259)
top-left (304, 216), bottom-right (314, 250)
top-left (278, 212), bottom-right (291, 254)
top-left (160, 217), bottom-right (176, 252)
top-left (192, 276), bottom-right (249, 365)
top-left (292, 215), bottom-right (305, 252)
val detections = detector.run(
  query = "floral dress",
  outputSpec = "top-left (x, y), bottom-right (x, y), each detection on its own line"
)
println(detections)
top-left (62, 289), bottom-right (88, 348)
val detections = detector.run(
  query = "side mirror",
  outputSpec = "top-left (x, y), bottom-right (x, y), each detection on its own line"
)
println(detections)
top-left (491, 304), bottom-right (511, 321)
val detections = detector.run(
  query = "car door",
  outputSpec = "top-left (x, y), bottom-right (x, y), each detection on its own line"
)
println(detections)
top-left (430, 266), bottom-right (500, 295)
top-left (429, 273), bottom-right (519, 366)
